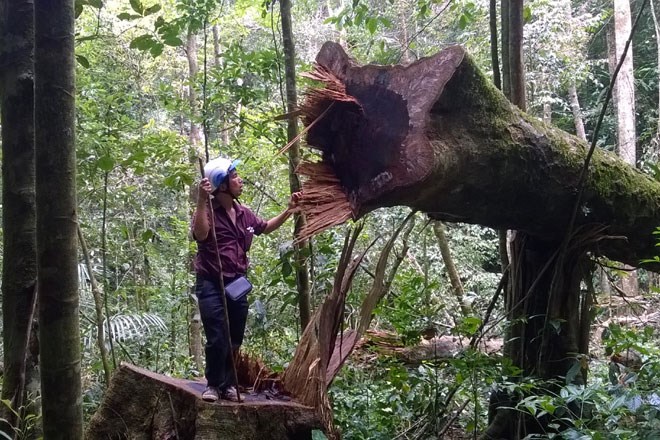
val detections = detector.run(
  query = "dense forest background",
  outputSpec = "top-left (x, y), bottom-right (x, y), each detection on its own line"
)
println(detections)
top-left (3, 0), bottom-right (660, 438)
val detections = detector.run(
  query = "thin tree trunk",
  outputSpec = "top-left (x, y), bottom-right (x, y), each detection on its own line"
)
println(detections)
top-left (212, 24), bottom-right (220, 67)
top-left (542, 102), bottom-right (552, 124)
top-left (609, 0), bottom-right (639, 296)
top-left (652, 0), bottom-right (660, 135)
top-left (186, 29), bottom-right (202, 146)
top-left (492, 0), bottom-right (508, 271)
top-left (490, 0), bottom-right (501, 90)
top-left (34, 0), bottom-right (83, 437)
top-left (611, 0), bottom-right (637, 166)
top-left (568, 83), bottom-right (587, 140)
top-left (1, 0), bottom-right (39, 431)
top-left (501, 0), bottom-right (511, 99)
top-left (433, 222), bottom-right (471, 317)
top-left (399, 0), bottom-right (413, 63)
top-left (77, 226), bottom-right (111, 385)
top-left (280, 0), bottom-right (312, 330)
top-left (186, 27), bottom-right (205, 368)
top-left (509, 0), bottom-right (526, 110)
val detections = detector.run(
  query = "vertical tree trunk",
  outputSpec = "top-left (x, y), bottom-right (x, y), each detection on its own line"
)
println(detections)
top-left (609, 0), bottom-right (639, 296)
top-left (77, 227), bottom-right (111, 385)
top-left (490, 0), bottom-right (501, 90)
top-left (186, 26), bottom-right (205, 370)
top-left (34, 0), bottom-right (83, 437)
top-left (509, 0), bottom-right (526, 109)
top-left (501, 0), bottom-right (511, 99)
top-left (1, 0), bottom-right (39, 432)
top-left (433, 222), bottom-right (470, 317)
top-left (399, 0), bottom-right (413, 63)
top-left (186, 29), bottom-right (202, 146)
top-left (652, 0), bottom-right (660, 135)
top-left (212, 24), bottom-right (230, 146)
top-left (280, 0), bottom-right (312, 330)
top-left (494, 0), bottom-right (509, 271)
top-left (611, 0), bottom-right (637, 166)
top-left (542, 101), bottom-right (552, 124)
top-left (568, 83), bottom-right (587, 141)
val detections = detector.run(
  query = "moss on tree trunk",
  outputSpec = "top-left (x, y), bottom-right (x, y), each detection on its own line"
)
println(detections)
top-left (296, 42), bottom-right (660, 438)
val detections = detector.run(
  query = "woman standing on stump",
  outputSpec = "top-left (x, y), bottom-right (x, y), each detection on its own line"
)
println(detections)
top-left (191, 157), bottom-right (301, 402)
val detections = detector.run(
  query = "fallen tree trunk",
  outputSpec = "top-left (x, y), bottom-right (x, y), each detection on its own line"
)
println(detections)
top-left (294, 42), bottom-right (660, 438)
top-left (86, 363), bottom-right (321, 440)
top-left (298, 42), bottom-right (660, 269)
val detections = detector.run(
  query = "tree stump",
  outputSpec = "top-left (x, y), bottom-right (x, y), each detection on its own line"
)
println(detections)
top-left (86, 363), bottom-right (322, 440)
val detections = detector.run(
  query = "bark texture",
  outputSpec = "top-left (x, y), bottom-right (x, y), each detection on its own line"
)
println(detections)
top-left (34, 0), bottom-right (82, 437)
top-left (299, 42), bottom-right (660, 269)
top-left (86, 364), bottom-right (321, 440)
top-left (1, 0), bottom-right (38, 431)
top-left (280, 0), bottom-right (311, 330)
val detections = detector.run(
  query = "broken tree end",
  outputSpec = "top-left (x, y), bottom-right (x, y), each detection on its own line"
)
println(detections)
top-left (296, 43), bottom-right (468, 239)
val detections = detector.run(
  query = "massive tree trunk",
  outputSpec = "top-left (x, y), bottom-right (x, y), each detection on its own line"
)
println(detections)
top-left (34, 0), bottom-right (83, 438)
top-left (279, 0), bottom-right (312, 330)
top-left (295, 42), bottom-right (660, 437)
top-left (0, 0), bottom-right (39, 433)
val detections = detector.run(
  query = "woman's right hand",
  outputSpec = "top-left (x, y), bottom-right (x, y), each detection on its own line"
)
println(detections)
top-left (198, 178), bottom-right (213, 204)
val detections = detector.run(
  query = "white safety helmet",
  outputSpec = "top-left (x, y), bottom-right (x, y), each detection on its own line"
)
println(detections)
top-left (204, 157), bottom-right (241, 191)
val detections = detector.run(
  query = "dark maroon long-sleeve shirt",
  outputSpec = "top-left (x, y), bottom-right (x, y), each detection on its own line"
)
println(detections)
top-left (193, 201), bottom-right (267, 280)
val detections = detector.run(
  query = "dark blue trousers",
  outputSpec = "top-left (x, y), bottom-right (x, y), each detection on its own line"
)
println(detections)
top-left (195, 275), bottom-right (249, 390)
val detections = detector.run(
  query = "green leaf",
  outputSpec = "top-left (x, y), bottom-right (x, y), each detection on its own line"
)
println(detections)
top-left (75, 0), bottom-right (84, 18)
top-left (366, 17), bottom-right (377, 35)
top-left (162, 35), bottom-right (183, 47)
top-left (379, 16), bottom-right (392, 28)
top-left (149, 42), bottom-right (164, 57)
top-left (523, 5), bottom-right (532, 23)
top-left (458, 14), bottom-right (468, 30)
top-left (141, 229), bottom-right (154, 242)
top-left (87, 0), bottom-right (103, 8)
top-left (97, 155), bottom-right (115, 171)
top-left (282, 260), bottom-right (293, 277)
top-left (130, 34), bottom-right (157, 51)
top-left (130, 0), bottom-right (144, 15)
top-left (118, 12), bottom-right (142, 20)
top-left (144, 4), bottom-right (161, 15)
top-left (76, 54), bottom-right (90, 68)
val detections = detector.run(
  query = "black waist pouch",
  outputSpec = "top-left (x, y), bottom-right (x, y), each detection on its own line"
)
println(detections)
top-left (225, 276), bottom-right (252, 301)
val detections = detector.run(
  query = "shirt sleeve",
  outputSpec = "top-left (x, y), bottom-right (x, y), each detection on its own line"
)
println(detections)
top-left (190, 209), bottom-right (212, 242)
top-left (244, 207), bottom-right (268, 235)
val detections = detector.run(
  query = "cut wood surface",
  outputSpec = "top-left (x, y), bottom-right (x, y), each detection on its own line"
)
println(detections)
top-left (86, 363), bottom-right (321, 440)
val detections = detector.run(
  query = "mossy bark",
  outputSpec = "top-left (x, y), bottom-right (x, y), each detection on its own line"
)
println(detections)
top-left (305, 42), bottom-right (660, 269)
top-left (300, 42), bottom-right (660, 439)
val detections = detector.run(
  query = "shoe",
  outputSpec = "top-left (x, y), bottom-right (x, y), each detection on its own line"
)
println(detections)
top-left (220, 386), bottom-right (240, 402)
top-left (201, 386), bottom-right (219, 402)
